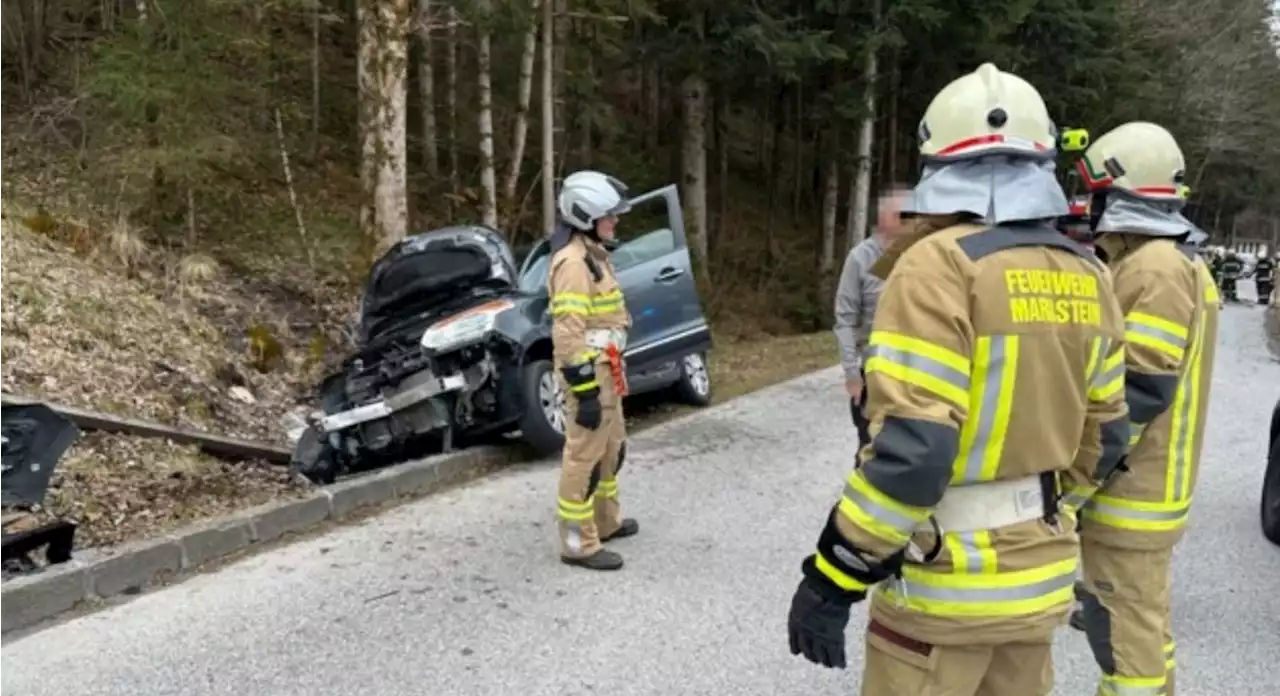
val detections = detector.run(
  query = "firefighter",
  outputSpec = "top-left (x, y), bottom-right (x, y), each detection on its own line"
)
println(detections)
top-left (549, 170), bottom-right (639, 571)
top-left (1219, 250), bottom-right (1243, 301)
top-left (1253, 251), bottom-right (1275, 305)
top-left (784, 63), bottom-right (1130, 696)
top-left (1062, 121), bottom-right (1220, 696)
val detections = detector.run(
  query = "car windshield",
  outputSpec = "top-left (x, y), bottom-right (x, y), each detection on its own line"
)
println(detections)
top-left (519, 250), bottom-right (552, 294)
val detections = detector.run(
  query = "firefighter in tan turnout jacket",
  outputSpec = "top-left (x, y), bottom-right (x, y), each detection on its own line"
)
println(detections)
top-left (549, 170), bottom-right (639, 572)
top-left (785, 63), bottom-right (1131, 696)
top-left (1064, 122), bottom-right (1220, 696)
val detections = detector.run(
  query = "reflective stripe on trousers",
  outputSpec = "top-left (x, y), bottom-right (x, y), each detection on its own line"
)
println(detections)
top-left (1099, 675), bottom-right (1164, 696)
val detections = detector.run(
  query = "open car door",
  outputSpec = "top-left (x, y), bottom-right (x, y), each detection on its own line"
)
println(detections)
top-left (612, 185), bottom-right (711, 369)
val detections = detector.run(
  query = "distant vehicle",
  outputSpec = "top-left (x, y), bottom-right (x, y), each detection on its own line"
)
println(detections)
top-left (291, 185), bottom-right (713, 483)
top-left (1261, 398), bottom-right (1280, 546)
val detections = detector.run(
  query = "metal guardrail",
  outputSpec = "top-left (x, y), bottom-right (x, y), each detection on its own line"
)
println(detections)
top-left (0, 393), bottom-right (291, 464)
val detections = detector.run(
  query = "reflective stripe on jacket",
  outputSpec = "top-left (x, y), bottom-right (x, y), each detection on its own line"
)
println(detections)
top-left (548, 234), bottom-right (631, 387)
top-left (1079, 239), bottom-right (1220, 549)
top-left (817, 222), bottom-right (1128, 645)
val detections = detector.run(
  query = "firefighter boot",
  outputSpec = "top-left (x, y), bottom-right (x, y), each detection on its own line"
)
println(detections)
top-left (561, 548), bottom-right (625, 571)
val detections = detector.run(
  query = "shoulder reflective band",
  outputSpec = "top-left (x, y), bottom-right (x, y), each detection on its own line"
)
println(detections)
top-left (551, 292), bottom-right (591, 316)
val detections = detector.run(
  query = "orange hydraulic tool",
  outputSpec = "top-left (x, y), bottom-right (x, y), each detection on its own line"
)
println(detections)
top-left (606, 344), bottom-right (629, 397)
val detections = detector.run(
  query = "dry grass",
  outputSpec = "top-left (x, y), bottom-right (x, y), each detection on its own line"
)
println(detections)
top-left (1, 215), bottom-right (353, 445)
top-left (41, 434), bottom-right (306, 549)
top-left (623, 332), bottom-right (838, 430)
top-left (708, 332), bottom-right (838, 402)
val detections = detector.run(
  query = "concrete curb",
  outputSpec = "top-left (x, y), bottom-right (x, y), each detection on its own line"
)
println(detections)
top-left (1, 445), bottom-right (526, 635)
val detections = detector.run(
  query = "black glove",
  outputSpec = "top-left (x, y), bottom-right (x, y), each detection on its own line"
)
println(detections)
top-left (575, 392), bottom-right (602, 430)
top-left (787, 561), bottom-right (861, 669)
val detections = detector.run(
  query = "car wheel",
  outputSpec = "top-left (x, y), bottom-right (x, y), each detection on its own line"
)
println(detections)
top-left (673, 352), bottom-right (712, 407)
top-left (518, 359), bottom-right (566, 456)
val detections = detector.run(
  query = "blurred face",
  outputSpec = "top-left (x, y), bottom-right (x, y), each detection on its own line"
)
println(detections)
top-left (595, 215), bottom-right (619, 241)
top-left (876, 188), bottom-right (911, 240)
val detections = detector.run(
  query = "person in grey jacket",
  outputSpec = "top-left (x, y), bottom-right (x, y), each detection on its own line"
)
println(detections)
top-left (833, 184), bottom-right (911, 447)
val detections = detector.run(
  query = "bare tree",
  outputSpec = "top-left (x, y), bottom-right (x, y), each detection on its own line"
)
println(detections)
top-left (680, 13), bottom-right (708, 271)
top-left (503, 0), bottom-right (542, 215)
top-left (846, 0), bottom-right (879, 250)
top-left (367, 0), bottom-right (412, 255)
top-left (415, 0), bottom-right (439, 177)
top-left (540, 0), bottom-right (556, 237)
top-left (475, 0), bottom-right (499, 228)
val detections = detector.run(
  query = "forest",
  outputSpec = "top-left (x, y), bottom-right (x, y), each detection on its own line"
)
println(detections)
top-left (1, 0), bottom-right (1278, 547)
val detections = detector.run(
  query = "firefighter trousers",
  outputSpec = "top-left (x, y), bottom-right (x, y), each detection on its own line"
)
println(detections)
top-left (1077, 536), bottom-right (1177, 696)
top-left (555, 372), bottom-right (627, 559)
top-left (859, 620), bottom-right (1054, 696)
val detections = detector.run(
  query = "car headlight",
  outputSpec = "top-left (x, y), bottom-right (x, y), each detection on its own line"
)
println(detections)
top-left (420, 300), bottom-right (514, 353)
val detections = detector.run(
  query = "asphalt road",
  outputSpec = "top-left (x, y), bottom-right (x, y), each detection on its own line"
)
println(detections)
top-left (4, 288), bottom-right (1279, 696)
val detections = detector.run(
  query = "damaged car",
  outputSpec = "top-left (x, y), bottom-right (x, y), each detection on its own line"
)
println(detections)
top-left (292, 184), bottom-right (713, 483)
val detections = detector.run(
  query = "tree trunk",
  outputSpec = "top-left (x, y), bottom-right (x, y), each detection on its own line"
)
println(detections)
top-left (681, 71), bottom-right (709, 271)
top-left (578, 33), bottom-right (594, 167)
top-left (374, 0), bottom-right (412, 254)
top-left (415, 0), bottom-right (439, 177)
top-left (476, 0), bottom-right (499, 228)
top-left (644, 64), bottom-right (660, 150)
top-left (502, 0), bottom-right (541, 213)
top-left (357, 0), bottom-right (380, 243)
top-left (821, 131), bottom-right (840, 274)
top-left (312, 1), bottom-right (322, 144)
top-left (791, 81), bottom-right (803, 221)
top-left (540, 0), bottom-right (556, 238)
top-left (714, 91), bottom-right (729, 251)
top-left (886, 48), bottom-right (900, 185)
top-left (445, 3), bottom-right (459, 197)
top-left (846, 7), bottom-right (879, 250)
top-left (552, 0), bottom-right (568, 178)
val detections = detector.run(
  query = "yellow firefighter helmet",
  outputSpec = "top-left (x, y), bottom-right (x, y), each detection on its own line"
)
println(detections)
top-left (1076, 121), bottom-right (1187, 204)
top-left (917, 63), bottom-right (1059, 161)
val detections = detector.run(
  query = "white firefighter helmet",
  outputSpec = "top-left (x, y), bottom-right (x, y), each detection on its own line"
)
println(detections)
top-left (1077, 122), bottom-right (1187, 205)
top-left (557, 170), bottom-right (631, 231)
top-left (917, 63), bottom-right (1059, 161)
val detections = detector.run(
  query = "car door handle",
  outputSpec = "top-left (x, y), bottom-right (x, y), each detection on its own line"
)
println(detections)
top-left (654, 267), bottom-right (684, 283)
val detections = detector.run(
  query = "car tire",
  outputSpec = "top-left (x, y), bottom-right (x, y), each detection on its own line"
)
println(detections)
top-left (672, 352), bottom-right (713, 407)
top-left (518, 359), bottom-right (567, 456)
top-left (1262, 431), bottom-right (1280, 546)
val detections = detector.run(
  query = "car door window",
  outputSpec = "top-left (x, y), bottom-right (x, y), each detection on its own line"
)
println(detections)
top-left (612, 228), bottom-right (676, 272)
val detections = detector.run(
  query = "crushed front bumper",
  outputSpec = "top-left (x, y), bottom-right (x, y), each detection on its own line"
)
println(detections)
top-left (317, 369), bottom-right (468, 433)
